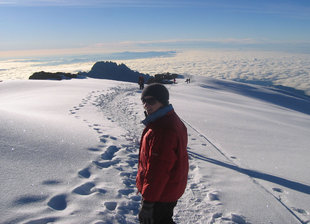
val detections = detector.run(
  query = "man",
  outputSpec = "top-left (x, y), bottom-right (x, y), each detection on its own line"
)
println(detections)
top-left (136, 83), bottom-right (189, 224)
top-left (138, 76), bottom-right (145, 90)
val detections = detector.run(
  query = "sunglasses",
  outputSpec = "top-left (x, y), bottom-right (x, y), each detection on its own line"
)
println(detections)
top-left (141, 97), bottom-right (158, 105)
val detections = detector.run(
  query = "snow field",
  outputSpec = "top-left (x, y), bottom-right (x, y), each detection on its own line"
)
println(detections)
top-left (1, 77), bottom-right (309, 223)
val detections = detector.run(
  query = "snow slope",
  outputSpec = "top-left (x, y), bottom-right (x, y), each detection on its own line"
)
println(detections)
top-left (0, 77), bottom-right (309, 224)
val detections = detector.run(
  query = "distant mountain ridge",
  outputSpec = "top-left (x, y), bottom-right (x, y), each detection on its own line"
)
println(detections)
top-left (29, 61), bottom-right (150, 83)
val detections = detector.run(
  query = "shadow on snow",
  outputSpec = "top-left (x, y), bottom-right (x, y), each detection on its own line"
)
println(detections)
top-left (201, 79), bottom-right (310, 116)
top-left (188, 150), bottom-right (310, 195)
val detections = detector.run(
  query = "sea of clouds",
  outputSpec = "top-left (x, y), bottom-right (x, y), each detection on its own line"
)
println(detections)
top-left (1, 50), bottom-right (310, 95)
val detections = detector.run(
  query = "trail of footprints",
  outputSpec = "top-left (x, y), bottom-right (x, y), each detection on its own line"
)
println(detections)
top-left (17, 86), bottom-right (258, 223)
top-left (183, 127), bottom-right (309, 223)
top-left (174, 130), bottom-right (238, 224)
top-left (68, 87), bottom-right (246, 223)
top-left (14, 88), bottom-right (141, 224)
top-left (42, 133), bottom-right (140, 219)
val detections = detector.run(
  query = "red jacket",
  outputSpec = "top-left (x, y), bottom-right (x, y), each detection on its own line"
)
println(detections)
top-left (136, 107), bottom-right (188, 202)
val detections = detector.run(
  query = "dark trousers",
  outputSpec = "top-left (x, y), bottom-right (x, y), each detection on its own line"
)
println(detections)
top-left (152, 201), bottom-right (178, 224)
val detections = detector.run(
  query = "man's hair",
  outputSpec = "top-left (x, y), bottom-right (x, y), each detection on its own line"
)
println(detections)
top-left (141, 83), bottom-right (169, 106)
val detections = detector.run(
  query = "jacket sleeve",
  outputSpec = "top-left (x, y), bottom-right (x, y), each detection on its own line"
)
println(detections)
top-left (141, 129), bottom-right (178, 202)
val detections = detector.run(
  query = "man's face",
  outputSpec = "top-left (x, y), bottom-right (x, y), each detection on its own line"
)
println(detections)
top-left (142, 96), bottom-right (163, 115)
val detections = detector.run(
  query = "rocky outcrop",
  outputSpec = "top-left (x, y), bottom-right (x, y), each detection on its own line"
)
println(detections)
top-left (29, 61), bottom-right (180, 84)
top-left (29, 71), bottom-right (77, 80)
top-left (147, 72), bottom-right (178, 84)
top-left (87, 61), bottom-right (149, 83)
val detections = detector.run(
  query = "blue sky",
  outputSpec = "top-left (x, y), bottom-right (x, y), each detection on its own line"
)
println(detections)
top-left (0, 0), bottom-right (310, 57)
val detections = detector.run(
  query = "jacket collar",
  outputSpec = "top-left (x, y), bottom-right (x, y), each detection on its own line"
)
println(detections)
top-left (142, 104), bottom-right (173, 126)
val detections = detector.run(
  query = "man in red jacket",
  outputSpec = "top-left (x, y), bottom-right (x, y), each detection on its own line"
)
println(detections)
top-left (136, 83), bottom-right (189, 224)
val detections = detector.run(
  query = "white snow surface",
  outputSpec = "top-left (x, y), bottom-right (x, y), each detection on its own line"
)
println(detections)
top-left (0, 77), bottom-right (310, 224)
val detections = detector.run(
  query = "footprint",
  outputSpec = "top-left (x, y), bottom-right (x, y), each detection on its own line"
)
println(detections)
top-left (190, 183), bottom-right (198, 189)
top-left (101, 145), bottom-right (119, 160)
top-left (231, 213), bottom-right (247, 224)
top-left (128, 154), bottom-right (138, 159)
top-left (212, 212), bottom-right (223, 219)
top-left (292, 207), bottom-right (307, 214)
top-left (118, 189), bottom-right (134, 196)
top-left (93, 159), bottom-right (120, 169)
top-left (130, 195), bottom-right (141, 201)
top-left (100, 138), bottom-right (108, 143)
top-left (208, 192), bottom-right (220, 201)
top-left (117, 201), bottom-right (140, 216)
top-left (88, 147), bottom-right (101, 152)
top-left (78, 167), bottom-right (91, 178)
top-left (47, 194), bottom-right (67, 210)
top-left (104, 201), bottom-right (117, 211)
top-left (13, 195), bottom-right (48, 205)
top-left (189, 164), bottom-right (197, 171)
top-left (72, 182), bottom-right (95, 195)
top-left (122, 179), bottom-right (135, 187)
top-left (120, 172), bottom-right (131, 177)
top-left (42, 180), bottom-right (62, 185)
top-left (126, 159), bottom-right (136, 167)
top-left (272, 187), bottom-right (283, 193)
top-left (97, 188), bottom-right (107, 194)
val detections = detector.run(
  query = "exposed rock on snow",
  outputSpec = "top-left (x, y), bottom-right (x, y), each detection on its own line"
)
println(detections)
top-left (87, 61), bottom-right (149, 83)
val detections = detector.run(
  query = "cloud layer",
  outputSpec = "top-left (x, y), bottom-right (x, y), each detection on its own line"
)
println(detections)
top-left (1, 50), bottom-right (309, 95)
top-left (114, 50), bottom-right (310, 96)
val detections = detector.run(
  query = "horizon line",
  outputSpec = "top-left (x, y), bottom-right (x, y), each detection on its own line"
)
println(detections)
top-left (1, 38), bottom-right (310, 58)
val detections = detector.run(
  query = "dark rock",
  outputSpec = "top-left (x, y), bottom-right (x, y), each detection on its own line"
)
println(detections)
top-left (147, 72), bottom-right (179, 84)
top-left (87, 61), bottom-right (149, 83)
top-left (28, 61), bottom-right (180, 84)
top-left (29, 71), bottom-right (77, 80)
